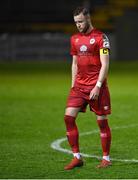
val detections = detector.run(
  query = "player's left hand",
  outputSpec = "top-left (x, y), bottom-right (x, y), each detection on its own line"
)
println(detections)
top-left (89, 86), bottom-right (100, 100)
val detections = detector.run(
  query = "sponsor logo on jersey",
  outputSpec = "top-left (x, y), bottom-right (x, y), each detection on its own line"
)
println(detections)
top-left (90, 38), bottom-right (95, 44)
top-left (80, 45), bottom-right (87, 52)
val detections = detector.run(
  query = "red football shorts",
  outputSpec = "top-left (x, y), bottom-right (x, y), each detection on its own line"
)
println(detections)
top-left (66, 86), bottom-right (111, 115)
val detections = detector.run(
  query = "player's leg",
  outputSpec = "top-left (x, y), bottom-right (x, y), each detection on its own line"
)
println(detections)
top-left (64, 107), bottom-right (81, 154)
top-left (89, 85), bottom-right (111, 167)
top-left (64, 107), bottom-right (83, 170)
top-left (96, 114), bottom-right (112, 168)
top-left (64, 87), bottom-right (87, 170)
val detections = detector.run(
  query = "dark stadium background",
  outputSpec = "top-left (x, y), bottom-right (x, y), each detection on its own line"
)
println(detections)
top-left (0, 0), bottom-right (138, 61)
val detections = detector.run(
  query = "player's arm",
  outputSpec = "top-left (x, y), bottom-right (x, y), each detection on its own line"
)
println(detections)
top-left (89, 48), bottom-right (109, 100)
top-left (71, 55), bottom-right (78, 88)
top-left (97, 48), bottom-right (109, 85)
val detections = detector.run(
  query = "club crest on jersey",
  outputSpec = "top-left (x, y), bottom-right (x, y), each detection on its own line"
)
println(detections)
top-left (80, 45), bottom-right (87, 52)
top-left (90, 38), bottom-right (95, 44)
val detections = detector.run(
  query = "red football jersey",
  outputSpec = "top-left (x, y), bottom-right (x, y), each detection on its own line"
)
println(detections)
top-left (70, 28), bottom-right (110, 88)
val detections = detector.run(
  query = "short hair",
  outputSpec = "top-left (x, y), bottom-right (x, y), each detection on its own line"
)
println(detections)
top-left (73, 7), bottom-right (90, 16)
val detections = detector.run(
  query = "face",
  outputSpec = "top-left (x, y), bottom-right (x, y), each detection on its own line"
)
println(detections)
top-left (74, 13), bottom-right (90, 33)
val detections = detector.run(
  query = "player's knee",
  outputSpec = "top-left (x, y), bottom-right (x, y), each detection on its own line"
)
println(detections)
top-left (64, 115), bottom-right (76, 130)
top-left (97, 115), bottom-right (107, 120)
top-left (65, 107), bottom-right (80, 117)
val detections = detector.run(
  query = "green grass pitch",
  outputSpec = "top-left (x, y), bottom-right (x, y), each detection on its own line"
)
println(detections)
top-left (0, 61), bottom-right (138, 179)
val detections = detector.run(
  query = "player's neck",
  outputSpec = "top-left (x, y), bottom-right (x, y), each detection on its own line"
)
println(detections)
top-left (84, 25), bottom-right (94, 35)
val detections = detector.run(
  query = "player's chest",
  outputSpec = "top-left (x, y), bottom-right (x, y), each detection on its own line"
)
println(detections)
top-left (74, 36), bottom-right (98, 55)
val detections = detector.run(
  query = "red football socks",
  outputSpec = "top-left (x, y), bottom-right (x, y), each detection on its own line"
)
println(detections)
top-left (64, 115), bottom-right (79, 153)
top-left (64, 116), bottom-right (111, 156)
top-left (97, 119), bottom-right (111, 156)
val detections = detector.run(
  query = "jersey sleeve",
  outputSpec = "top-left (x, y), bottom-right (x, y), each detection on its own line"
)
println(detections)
top-left (98, 33), bottom-right (110, 50)
top-left (70, 36), bottom-right (77, 55)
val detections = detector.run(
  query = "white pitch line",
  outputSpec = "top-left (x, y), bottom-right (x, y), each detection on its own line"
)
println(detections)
top-left (51, 124), bottom-right (138, 163)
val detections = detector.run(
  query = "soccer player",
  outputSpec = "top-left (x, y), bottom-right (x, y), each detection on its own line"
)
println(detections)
top-left (64, 6), bottom-right (112, 170)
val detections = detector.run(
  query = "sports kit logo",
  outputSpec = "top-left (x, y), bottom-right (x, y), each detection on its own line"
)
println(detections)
top-left (104, 106), bottom-right (109, 110)
top-left (75, 38), bottom-right (79, 43)
top-left (100, 132), bottom-right (108, 138)
top-left (80, 45), bottom-right (87, 52)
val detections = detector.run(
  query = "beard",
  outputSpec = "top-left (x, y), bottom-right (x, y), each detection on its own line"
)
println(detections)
top-left (81, 23), bottom-right (90, 33)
